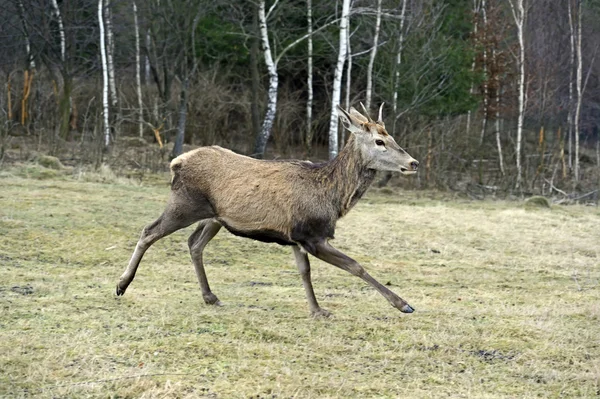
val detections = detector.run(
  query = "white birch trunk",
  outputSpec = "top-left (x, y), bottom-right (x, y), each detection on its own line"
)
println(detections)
top-left (98, 0), bottom-right (110, 148)
top-left (509, 0), bottom-right (525, 189)
top-left (328, 0), bottom-right (351, 160)
top-left (365, 0), bottom-right (382, 111)
top-left (574, 0), bottom-right (583, 182)
top-left (17, 0), bottom-right (35, 70)
top-left (133, 1), bottom-right (143, 138)
top-left (495, 61), bottom-right (505, 176)
top-left (105, 0), bottom-right (118, 108)
top-left (568, 1), bottom-right (575, 171)
top-left (306, 0), bottom-right (313, 153)
top-left (392, 0), bottom-right (408, 136)
top-left (50, 0), bottom-right (65, 62)
top-left (254, 0), bottom-right (278, 158)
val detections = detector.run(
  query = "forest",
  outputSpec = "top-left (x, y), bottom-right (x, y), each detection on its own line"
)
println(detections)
top-left (1, 0), bottom-right (600, 196)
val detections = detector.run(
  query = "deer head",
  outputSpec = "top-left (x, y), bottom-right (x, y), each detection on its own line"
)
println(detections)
top-left (337, 103), bottom-right (419, 175)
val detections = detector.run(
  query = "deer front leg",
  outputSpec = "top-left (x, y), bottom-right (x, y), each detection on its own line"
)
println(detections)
top-left (188, 220), bottom-right (222, 305)
top-left (292, 246), bottom-right (331, 318)
top-left (305, 240), bottom-right (414, 314)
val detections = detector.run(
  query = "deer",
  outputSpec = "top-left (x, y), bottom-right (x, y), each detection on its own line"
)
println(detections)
top-left (116, 104), bottom-right (419, 317)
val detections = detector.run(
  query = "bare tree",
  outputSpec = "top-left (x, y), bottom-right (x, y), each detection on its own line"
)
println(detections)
top-left (253, 0), bottom-right (278, 158)
top-left (133, 1), bottom-right (143, 138)
top-left (574, 0), bottom-right (583, 182)
top-left (328, 0), bottom-right (351, 160)
top-left (98, 0), bottom-right (110, 149)
top-left (392, 0), bottom-right (408, 137)
top-left (305, 0), bottom-right (313, 155)
top-left (508, 0), bottom-right (526, 189)
top-left (104, 0), bottom-right (117, 110)
top-left (365, 0), bottom-right (382, 111)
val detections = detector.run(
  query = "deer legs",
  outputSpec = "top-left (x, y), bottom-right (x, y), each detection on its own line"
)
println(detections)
top-left (293, 246), bottom-right (331, 318)
top-left (188, 220), bottom-right (222, 305)
top-left (305, 240), bottom-right (414, 314)
top-left (116, 212), bottom-right (197, 296)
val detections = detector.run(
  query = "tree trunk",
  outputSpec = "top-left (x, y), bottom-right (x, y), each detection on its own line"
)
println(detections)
top-left (250, 6), bottom-right (261, 140)
top-left (567, 1), bottom-right (575, 173)
top-left (253, 0), bottom-right (278, 159)
top-left (509, 0), bottom-right (526, 189)
top-left (133, 1), bottom-right (143, 138)
top-left (392, 0), bottom-right (408, 137)
top-left (50, 0), bottom-right (65, 63)
top-left (105, 0), bottom-right (118, 110)
top-left (342, 16), bottom-right (352, 151)
top-left (172, 78), bottom-right (189, 158)
top-left (466, 0), bottom-right (481, 139)
top-left (574, 0), bottom-right (582, 182)
top-left (327, 0), bottom-right (350, 160)
top-left (305, 0), bottom-right (314, 155)
top-left (145, 30), bottom-right (151, 85)
top-left (365, 0), bottom-right (382, 111)
top-left (479, 0), bottom-right (488, 145)
top-left (495, 82), bottom-right (505, 176)
top-left (17, 0), bottom-right (35, 129)
top-left (98, 0), bottom-right (110, 149)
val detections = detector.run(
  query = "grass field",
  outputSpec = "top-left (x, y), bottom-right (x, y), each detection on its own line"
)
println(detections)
top-left (1, 166), bottom-right (599, 398)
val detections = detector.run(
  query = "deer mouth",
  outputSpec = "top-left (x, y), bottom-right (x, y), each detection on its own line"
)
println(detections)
top-left (399, 167), bottom-right (417, 175)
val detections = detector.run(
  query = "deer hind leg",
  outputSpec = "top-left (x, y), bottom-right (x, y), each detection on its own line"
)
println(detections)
top-left (188, 219), bottom-right (222, 305)
top-left (303, 240), bottom-right (414, 314)
top-left (292, 246), bottom-right (331, 318)
top-left (116, 194), bottom-right (214, 296)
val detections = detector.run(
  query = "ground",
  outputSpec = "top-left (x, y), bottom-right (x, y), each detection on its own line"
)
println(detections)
top-left (0, 165), bottom-right (599, 398)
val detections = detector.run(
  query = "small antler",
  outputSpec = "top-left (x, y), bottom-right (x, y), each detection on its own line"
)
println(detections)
top-left (377, 103), bottom-right (385, 125)
top-left (359, 102), bottom-right (374, 123)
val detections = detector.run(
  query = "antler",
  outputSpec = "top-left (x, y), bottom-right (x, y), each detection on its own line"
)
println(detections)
top-left (359, 102), bottom-right (374, 123)
top-left (377, 103), bottom-right (385, 125)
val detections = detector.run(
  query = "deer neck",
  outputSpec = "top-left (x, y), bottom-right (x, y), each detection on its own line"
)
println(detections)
top-left (318, 135), bottom-right (376, 217)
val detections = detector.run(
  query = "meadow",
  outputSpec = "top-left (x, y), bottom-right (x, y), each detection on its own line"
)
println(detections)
top-left (1, 165), bottom-right (599, 398)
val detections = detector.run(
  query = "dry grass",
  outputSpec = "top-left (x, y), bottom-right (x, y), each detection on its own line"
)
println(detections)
top-left (0, 172), bottom-right (599, 398)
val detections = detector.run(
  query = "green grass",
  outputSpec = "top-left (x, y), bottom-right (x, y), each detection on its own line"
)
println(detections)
top-left (1, 169), bottom-right (599, 398)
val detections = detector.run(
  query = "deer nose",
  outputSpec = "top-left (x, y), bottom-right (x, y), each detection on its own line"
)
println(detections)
top-left (410, 161), bottom-right (419, 171)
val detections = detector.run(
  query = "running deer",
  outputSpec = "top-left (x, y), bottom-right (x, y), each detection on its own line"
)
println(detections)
top-left (116, 104), bottom-right (419, 317)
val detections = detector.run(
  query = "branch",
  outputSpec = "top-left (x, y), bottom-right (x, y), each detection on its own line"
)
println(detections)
top-left (275, 17), bottom-right (341, 65)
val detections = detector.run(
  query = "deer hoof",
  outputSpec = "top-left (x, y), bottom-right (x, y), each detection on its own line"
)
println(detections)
top-left (311, 308), bottom-right (332, 318)
top-left (400, 304), bottom-right (414, 313)
top-left (116, 285), bottom-right (126, 296)
top-left (203, 293), bottom-right (221, 306)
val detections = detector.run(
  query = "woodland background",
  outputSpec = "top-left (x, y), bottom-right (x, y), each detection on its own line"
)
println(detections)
top-left (1, 0), bottom-right (600, 197)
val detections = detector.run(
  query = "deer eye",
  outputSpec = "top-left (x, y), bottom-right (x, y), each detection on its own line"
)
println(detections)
top-left (375, 139), bottom-right (385, 146)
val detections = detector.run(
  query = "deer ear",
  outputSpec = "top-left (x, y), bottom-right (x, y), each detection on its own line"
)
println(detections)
top-left (349, 107), bottom-right (369, 124)
top-left (337, 105), bottom-right (365, 134)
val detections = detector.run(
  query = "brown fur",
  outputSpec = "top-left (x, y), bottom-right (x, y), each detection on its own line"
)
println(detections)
top-left (169, 134), bottom-right (374, 249)
top-left (117, 105), bottom-right (418, 316)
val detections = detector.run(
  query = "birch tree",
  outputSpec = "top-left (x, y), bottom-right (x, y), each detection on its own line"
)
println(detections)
top-left (254, 0), bottom-right (340, 158)
top-left (508, 0), bottom-right (526, 189)
top-left (365, 0), bottom-right (382, 111)
top-left (98, 0), bottom-right (110, 148)
top-left (392, 0), bottom-right (408, 137)
top-left (104, 0), bottom-right (117, 110)
top-left (50, 0), bottom-right (72, 139)
top-left (574, 0), bottom-right (583, 181)
top-left (328, 0), bottom-right (351, 160)
top-left (133, 1), bottom-right (143, 138)
top-left (305, 0), bottom-right (314, 155)
top-left (253, 0), bottom-right (278, 158)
